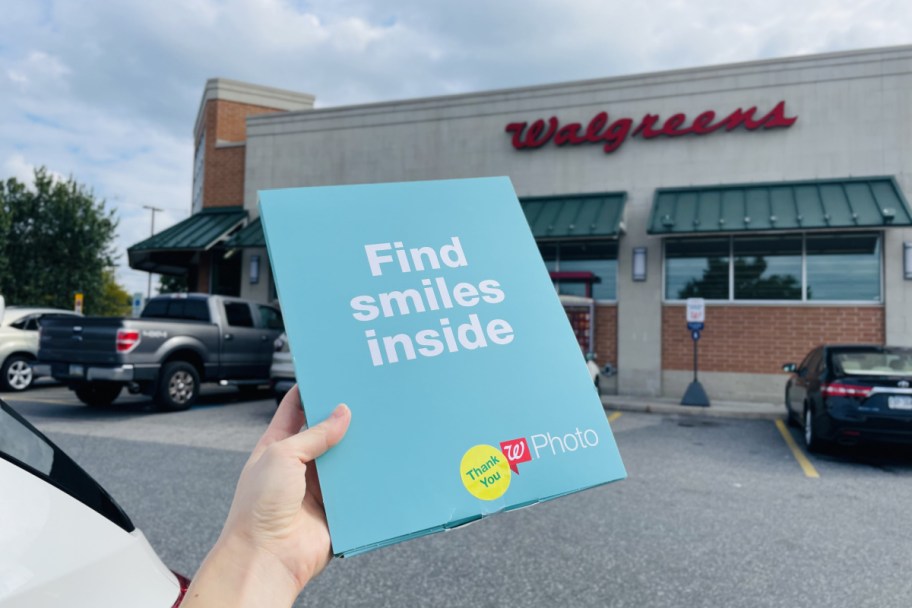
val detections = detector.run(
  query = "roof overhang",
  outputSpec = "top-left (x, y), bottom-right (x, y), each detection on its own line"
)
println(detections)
top-left (224, 217), bottom-right (265, 248)
top-left (128, 207), bottom-right (248, 274)
top-left (647, 177), bottom-right (912, 236)
top-left (521, 192), bottom-right (628, 240)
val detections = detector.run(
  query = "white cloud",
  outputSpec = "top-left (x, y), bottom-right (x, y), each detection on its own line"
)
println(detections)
top-left (0, 0), bottom-right (910, 299)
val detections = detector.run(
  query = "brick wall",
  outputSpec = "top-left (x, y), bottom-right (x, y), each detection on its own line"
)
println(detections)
top-left (662, 305), bottom-right (885, 374)
top-left (205, 144), bottom-right (246, 208)
top-left (200, 99), bottom-right (284, 208)
top-left (594, 304), bottom-right (618, 368)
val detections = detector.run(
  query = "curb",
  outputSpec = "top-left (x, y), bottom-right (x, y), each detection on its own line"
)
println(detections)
top-left (600, 396), bottom-right (784, 421)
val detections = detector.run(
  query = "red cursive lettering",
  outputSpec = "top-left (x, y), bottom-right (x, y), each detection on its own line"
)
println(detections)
top-left (555, 122), bottom-right (585, 146)
top-left (524, 117), bottom-right (559, 148)
top-left (506, 101), bottom-right (796, 154)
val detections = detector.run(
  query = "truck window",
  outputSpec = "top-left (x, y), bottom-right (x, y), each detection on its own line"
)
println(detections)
top-left (225, 302), bottom-right (254, 327)
top-left (142, 299), bottom-right (211, 322)
top-left (258, 305), bottom-right (284, 330)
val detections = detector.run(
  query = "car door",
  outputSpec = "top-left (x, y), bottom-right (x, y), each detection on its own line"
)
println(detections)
top-left (790, 348), bottom-right (822, 410)
top-left (255, 304), bottom-right (285, 369)
top-left (219, 300), bottom-right (265, 379)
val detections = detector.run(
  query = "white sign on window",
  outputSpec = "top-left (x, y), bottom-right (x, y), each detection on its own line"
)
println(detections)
top-left (686, 298), bottom-right (705, 323)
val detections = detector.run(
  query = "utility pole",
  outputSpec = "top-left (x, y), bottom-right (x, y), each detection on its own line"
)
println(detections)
top-left (143, 205), bottom-right (164, 298)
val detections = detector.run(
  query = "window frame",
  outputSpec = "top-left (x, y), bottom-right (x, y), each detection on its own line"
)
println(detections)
top-left (223, 301), bottom-right (255, 328)
top-left (537, 239), bottom-right (619, 303)
top-left (662, 231), bottom-right (883, 305)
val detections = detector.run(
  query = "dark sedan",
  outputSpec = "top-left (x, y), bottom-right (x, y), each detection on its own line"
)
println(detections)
top-left (784, 344), bottom-right (912, 451)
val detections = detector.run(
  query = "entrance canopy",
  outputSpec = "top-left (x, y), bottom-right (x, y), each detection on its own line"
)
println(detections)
top-left (224, 217), bottom-right (265, 248)
top-left (128, 207), bottom-right (247, 274)
top-left (521, 192), bottom-right (627, 240)
top-left (647, 177), bottom-right (912, 235)
top-left (213, 194), bottom-right (630, 253)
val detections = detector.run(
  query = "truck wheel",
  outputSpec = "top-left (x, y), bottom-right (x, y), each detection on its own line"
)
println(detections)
top-left (1, 355), bottom-right (34, 392)
top-left (155, 361), bottom-right (199, 411)
top-left (74, 382), bottom-right (123, 407)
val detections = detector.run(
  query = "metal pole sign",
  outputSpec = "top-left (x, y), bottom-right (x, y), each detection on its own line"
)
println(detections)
top-left (131, 292), bottom-right (144, 318)
top-left (681, 298), bottom-right (710, 407)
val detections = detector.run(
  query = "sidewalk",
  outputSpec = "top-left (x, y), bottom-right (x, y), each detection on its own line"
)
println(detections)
top-left (601, 393), bottom-right (784, 420)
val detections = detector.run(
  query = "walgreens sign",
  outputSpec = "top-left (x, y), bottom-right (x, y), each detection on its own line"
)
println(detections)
top-left (505, 101), bottom-right (797, 154)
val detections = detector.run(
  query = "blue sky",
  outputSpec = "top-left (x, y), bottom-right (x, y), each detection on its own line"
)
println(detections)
top-left (1, 0), bottom-right (909, 298)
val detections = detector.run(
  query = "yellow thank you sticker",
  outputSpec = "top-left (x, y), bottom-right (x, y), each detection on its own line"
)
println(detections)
top-left (460, 444), bottom-right (512, 500)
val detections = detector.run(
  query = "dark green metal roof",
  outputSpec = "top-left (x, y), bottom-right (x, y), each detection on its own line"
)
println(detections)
top-left (128, 207), bottom-right (247, 274)
top-left (129, 207), bottom-right (247, 252)
top-left (225, 217), bottom-right (265, 248)
top-left (218, 194), bottom-right (628, 250)
top-left (647, 177), bottom-right (912, 235)
top-left (520, 192), bottom-right (627, 240)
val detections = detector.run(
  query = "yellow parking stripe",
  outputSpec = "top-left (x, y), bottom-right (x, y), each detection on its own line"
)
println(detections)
top-left (774, 419), bottom-right (820, 479)
top-left (607, 412), bottom-right (623, 423)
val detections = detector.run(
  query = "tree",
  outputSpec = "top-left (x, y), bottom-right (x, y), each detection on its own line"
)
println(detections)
top-left (158, 273), bottom-right (189, 294)
top-left (95, 269), bottom-right (133, 316)
top-left (0, 167), bottom-right (121, 315)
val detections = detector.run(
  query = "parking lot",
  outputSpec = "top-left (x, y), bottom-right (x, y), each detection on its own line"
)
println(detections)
top-left (6, 384), bottom-right (912, 608)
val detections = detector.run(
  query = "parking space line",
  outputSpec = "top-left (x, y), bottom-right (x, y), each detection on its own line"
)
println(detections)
top-left (607, 412), bottom-right (623, 423)
top-left (774, 419), bottom-right (820, 479)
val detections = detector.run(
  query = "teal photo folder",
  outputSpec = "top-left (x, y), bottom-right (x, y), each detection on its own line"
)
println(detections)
top-left (259, 176), bottom-right (626, 557)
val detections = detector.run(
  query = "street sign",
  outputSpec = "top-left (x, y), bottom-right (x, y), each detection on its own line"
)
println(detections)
top-left (132, 292), bottom-right (144, 318)
top-left (686, 298), bottom-right (705, 323)
top-left (682, 298), bottom-right (710, 407)
top-left (74, 292), bottom-right (84, 315)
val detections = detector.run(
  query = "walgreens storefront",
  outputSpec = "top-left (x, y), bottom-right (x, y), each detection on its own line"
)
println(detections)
top-left (131, 45), bottom-right (912, 403)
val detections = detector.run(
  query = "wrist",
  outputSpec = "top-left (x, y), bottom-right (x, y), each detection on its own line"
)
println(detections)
top-left (182, 533), bottom-right (301, 608)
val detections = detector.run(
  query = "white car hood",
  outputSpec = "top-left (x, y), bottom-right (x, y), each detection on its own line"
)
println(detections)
top-left (0, 460), bottom-right (181, 608)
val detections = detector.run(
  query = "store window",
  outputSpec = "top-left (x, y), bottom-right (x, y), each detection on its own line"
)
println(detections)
top-left (806, 234), bottom-right (881, 301)
top-left (538, 241), bottom-right (617, 301)
top-left (665, 238), bottom-right (729, 300)
top-left (664, 233), bottom-right (881, 302)
top-left (733, 236), bottom-right (802, 300)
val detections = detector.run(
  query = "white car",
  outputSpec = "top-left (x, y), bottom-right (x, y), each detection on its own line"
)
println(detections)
top-left (270, 333), bottom-right (295, 404)
top-left (0, 399), bottom-right (189, 606)
top-left (0, 304), bottom-right (81, 391)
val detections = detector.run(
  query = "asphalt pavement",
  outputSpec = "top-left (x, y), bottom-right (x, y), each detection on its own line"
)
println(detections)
top-left (7, 385), bottom-right (912, 608)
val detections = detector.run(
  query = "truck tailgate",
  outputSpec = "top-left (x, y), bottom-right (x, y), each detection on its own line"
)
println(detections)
top-left (39, 317), bottom-right (124, 366)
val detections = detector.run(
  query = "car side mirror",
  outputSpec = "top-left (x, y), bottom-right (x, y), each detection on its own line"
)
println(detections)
top-left (782, 363), bottom-right (797, 373)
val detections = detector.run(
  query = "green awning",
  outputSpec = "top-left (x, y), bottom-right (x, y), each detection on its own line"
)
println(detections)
top-left (647, 177), bottom-right (912, 235)
top-left (128, 207), bottom-right (247, 274)
top-left (224, 217), bottom-right (265, 248)
top-left (520, 192), bottom-right (627, 240)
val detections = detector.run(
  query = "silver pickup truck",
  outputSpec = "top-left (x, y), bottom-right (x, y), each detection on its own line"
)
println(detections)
top-left (35, 293), bottom-right (284, 410)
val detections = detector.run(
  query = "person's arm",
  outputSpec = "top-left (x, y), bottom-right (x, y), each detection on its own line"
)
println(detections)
top-left (182, 386), bottom-right (351, 608)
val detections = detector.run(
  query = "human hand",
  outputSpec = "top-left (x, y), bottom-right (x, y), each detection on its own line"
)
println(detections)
top-left (183, 386), bottom-right (351, 607)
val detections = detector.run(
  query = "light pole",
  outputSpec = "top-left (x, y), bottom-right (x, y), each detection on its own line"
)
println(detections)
top-left (143, 205), bottom-right (163, 298)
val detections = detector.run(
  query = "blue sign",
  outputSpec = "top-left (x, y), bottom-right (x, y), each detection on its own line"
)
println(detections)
top-left (687, 321), bottom-right (704, 331)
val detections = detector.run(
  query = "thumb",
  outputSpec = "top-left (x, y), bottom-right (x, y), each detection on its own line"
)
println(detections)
top-left (281, 403), bottom-right (351, 463)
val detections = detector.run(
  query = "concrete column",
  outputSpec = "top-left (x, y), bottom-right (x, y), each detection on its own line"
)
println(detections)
top-left (884, 226), bottom-right (912, 346)
top-left (616, 191), bottom-right (664, 396)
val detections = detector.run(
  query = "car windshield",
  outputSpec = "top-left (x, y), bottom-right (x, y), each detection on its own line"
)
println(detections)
top-left (832, 349), bottom-right (912, 377)
top-left (0, 400), bottom-right (135, 532)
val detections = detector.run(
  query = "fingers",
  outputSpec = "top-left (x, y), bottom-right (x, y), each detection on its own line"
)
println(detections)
top-left (254, 385), bottom-right (306, 457)
top-left (282, 403), bottom-right (351, 463)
